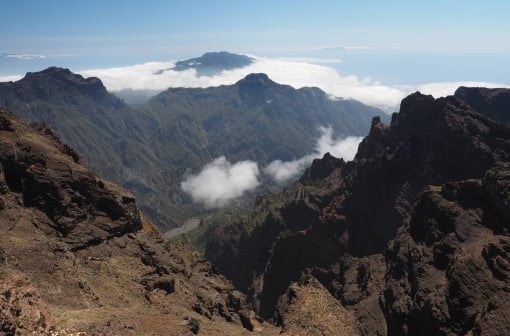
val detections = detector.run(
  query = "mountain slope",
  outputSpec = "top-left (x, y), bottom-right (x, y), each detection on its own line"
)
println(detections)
top-left (144, 73), bottom-right (385, 168)
top-left (455, 86), bottom-right (510, 124)
top-left (0, 67), bottom-right (182, 229)
top-left (0, 107), bottom-right (279, 335)
top-left (0, 67), bottom-right (386, 230)
top-left (205, 90), bottom-right (510, 335)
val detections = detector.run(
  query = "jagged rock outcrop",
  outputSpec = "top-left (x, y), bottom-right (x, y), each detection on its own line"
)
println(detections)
top-left (455, 86), bottom-right (510, 124)
top-left (0, 108), bottom-right (279, 335)
top-left (206, 89), bottom-right (510, 335)
top-left (275, 276), bottom-right (362, 336)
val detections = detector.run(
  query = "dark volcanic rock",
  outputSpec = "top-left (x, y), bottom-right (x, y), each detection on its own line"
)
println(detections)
top-left (0, 109), bottom-right (142, 248)
top-left (455, 86), bottom-right (510, 124)
top-left (206, 91), bottom-right (510, 335)
top-left (301, 152), bottom-right (345, 181)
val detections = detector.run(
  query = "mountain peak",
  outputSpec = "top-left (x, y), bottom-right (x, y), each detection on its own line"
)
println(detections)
top-left (236, 73), bottom-right (274, 87)
top-left (18, 67), bottom-right (116, 105)
top-left (169, 51), bottom-right (255, 76)
top-left (39, 66), bottom-right (73, 75)
top-left (24, 66), bottom-right (104, 88)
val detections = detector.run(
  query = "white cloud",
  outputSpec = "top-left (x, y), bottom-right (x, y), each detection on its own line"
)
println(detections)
top-left (344, 46), bottom-right (372, 50)
top-left (264, 157), bottom-right (311, 185)
top-left (80, 56), bottom-right (406, 110)
top-left (4, 53), bottom-right (508, 111)
top-left (315, 126), bottom-right (362, 160)
top-left (3, 54), bottom-right (47, 60)
top-left (181, 156), bottom-right (260, 208)
top-left (275, 57), bottom-right (343, 64)
top-left (264, 126), bottom-right (363, 184)
top-left (0, 75), bottom-right (23, 82)
top-left (181, 127), bottom-right (363, 206)
top-left (417, 81), bottom-right (507, 98)
top-left (77, 56), bottom-right (510, 111)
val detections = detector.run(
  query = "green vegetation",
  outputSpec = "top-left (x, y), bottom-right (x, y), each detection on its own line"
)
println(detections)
top-left (172, 205), bottom-right (252, 254)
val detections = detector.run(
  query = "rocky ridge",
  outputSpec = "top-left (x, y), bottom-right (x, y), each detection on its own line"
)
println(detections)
top-left (206, 88), bottom-right (510, 335)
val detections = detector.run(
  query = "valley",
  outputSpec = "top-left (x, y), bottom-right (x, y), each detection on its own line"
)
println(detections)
top-left (0, 60), bottom-right (386, 232)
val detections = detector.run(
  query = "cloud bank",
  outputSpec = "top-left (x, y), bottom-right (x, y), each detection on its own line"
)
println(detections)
top-left (0, 75), bottom-right (23, 82)
top-left (416, 81), bottom-right (506, 98)
top-left (81, 56), bottom-right (405, 110)
top-left (265, 126), bottom-right (362, 184)
top-left (81, 56), bottom-right (509, 111)
top-left (182, 127), bottom-right (363, 207)
top-left (180, 156), bottom-right (260, 208)
top-left (0, 53), bottom-right (506, 111)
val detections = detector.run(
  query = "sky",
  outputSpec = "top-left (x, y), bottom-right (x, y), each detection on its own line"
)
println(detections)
top-left (1, 1), bottom-right (509, 106)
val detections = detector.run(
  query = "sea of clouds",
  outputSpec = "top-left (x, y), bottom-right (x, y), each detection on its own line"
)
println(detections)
top-left (80, 55), bottom-right (506, 112)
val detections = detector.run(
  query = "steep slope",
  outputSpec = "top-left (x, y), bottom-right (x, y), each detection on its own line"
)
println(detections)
top-left (0, 108), bottom-right (279, 335)
top-left (455, 86), bottom-right (510, 124)
top-left (205, 90), bottom-right (510, 335)
top-left (144, 73), bottom-right (385, 167)
top-left (0, 68), bottom-right (386, 230)
top-left (0, 67), bottom-right (182, 230)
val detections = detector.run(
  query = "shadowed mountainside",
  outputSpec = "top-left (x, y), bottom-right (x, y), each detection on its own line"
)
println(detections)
top-left (205, 89), bottom-right (510, 335)
top-left (455, 86), bottom-right (510, 124)
top-left (143, 73), bottom-right (384, 167)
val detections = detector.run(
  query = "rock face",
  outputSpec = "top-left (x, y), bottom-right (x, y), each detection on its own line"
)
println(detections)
top-left (455, 86), bottom-right (510, 124)
top-left (0, 108), bottom-right (279, 335)
top-left (206, 90), bottom-right (510, 335)
top-left (0, 274), bottom-right (54, 335)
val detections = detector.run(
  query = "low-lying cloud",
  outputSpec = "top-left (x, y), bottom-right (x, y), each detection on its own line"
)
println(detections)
top-left (180, 156), bottom-right (260, 208)
top-left (181, 127), bottom-right (363, 208)
top-left (265, 126), bottom-right (362, 184)
top-left (0, 74), bottom-right (23, 82)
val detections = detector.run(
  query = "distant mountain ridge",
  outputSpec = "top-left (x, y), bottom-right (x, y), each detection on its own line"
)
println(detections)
top-left (0, 66), bottom-right (387, 230)
top-left (144, 73), bottom-right (384, 167)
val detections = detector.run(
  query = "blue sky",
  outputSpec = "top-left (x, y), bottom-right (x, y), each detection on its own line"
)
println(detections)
top-left (1, 1), bottom-right (509, 86)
